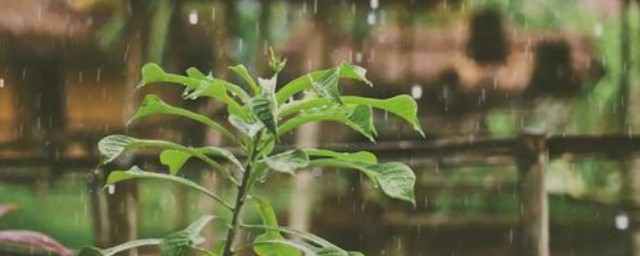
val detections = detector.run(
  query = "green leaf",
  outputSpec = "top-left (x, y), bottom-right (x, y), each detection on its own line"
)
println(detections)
top-left (253, 236), bottom-right (301, 256)
top-left (211, 240), bottom-right (226, 256)
top-left (250, 197), bottom-right (301, 256)
top-left (96, 10), bottom-right (127, 51)
top-left (97, 135), bottom-right (240, 184)
top-left (250, 93), bottom-right (278, 136)
top-left (129, 95), bottom-right (238, 144)
top-left (367, 163), bottom-right (417, 205)
top-left (277, 104), bottom-right (376, 142)
top-left (242, 225), bottom-right (362, 255)
top-left (186, 67), bottom-right (207, 80)
top-left (184, 215), bottom-right (216, 237)
top-left (275, 64), bottom-right (371, 104)
top-left (78, 246), bottom-right (105, 256)
top-left (279, 95), bottom-right (424, 137)
top-left (343, 95), bottom-right (424, 137)
top-left (107, 166), bottom-right (234, 210)
top-left (195, 146), bottom-right (244, 173)
top-left (160, 150), bottom-right (191, 175)
top-left (230, 64), bottom-right (261, 95)
top-left (309, 159), bottom-right (416, 205)
top-left (138, 63), bottom-right (250, 104)
top-left (264, 150), bottom-right (310, 175)
top-left (338, 63), bottom-right (372, 86)
top-left (86, 239), bottom-right (162, 256)
top-left (159, 215), bottom-right (217, 256)
top-left (347, 105), bottom-right (377, 138)
top-left (309, 68), bottom-right (341, 104)
top-left (139, 63), bottom-right (166, 86)
top-left (229, 115), bottom-right (265, 138)
top-left (303, 149), bottom-right (377, 164)
top-left (159, 231), bottom-right (194, 256)
top-left (251, 196), bottom-right (279, 228)
top-left (252, 239), bottom-right (309, 255)
top-left (161, 215), bottom-right (218, 256)
top-left (98, 134), bottom-right (136, 163)
top-left (183, 80), bottom-right (247, 119)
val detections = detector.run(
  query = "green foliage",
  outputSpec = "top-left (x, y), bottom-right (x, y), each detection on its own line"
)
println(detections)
top-left (91, 59), bottom-right (422, 255)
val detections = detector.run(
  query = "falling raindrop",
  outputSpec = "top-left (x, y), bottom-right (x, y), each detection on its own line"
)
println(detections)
top-left (411, 84), bottom-right (423, 99)
top-left (0, 78), bottom-right (4, 89)
top-left (615, 214), bottom-right (629, 230)
top-left (189, 9), bottom-right (199, 25)
top-left (355, 52), bottom-right (363, 63)
top-left (593, 23), bottom-right (603, 38)
top-left (367, 11), bottom-right (376, 25)
top-left (370, 0), bottom-right (379, 9)
top-left (96, 68), bottom-right (102, 83)
top-left (313, 0), bottom-right (318, 14)
top-left (107, 185), bottom-right (115, 195)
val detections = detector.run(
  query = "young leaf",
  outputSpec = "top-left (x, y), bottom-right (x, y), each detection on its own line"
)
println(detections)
top-left (159, 215), bottom-right (216, 256)
top-left (230, 64), bottom-right (261, 95)
top-left (264, 149), bottom-right (310, 175)
top-left (229, 115), bottom-right (265, 138)
top-left (268, 47), bottom-right (287, 74)
top-left (308, 159), bottom-right (416, 205)
top-left (250, 93), bottom-right (278, 136)
top-left (129, 95), bottom-right (238, 144)
top-left (107, 166), bottom-right (234, 210)
top-left (258, 75), bottom-right (277, 94)
top-left (309, 68), bottom-right (341, 104)
top-left (160, 150), bottom-right (191, 175)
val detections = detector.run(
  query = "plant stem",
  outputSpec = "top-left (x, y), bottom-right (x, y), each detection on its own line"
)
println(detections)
top-left (222, 132), bottom-right (262, 256)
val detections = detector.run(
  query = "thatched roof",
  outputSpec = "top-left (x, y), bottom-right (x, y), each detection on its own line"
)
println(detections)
top-left (0, 0), bottom-right (91, 38)
top-left (283, 16), bottom-right (602, 97)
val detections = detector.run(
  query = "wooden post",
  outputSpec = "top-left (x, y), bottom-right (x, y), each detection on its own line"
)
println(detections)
top-left (515, 130), bottom-right (549, 256)
top-left (88, 168), bottom-right (110, 247)
top-left (289, 122), bottom-right (319, 233)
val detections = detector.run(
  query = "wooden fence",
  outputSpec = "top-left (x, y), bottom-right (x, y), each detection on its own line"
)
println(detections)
top-left (3, 131), bottom-right (640, 255)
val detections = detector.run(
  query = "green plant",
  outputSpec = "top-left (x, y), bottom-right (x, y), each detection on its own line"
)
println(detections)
top-left (80, 51), bottom-right (423, 256)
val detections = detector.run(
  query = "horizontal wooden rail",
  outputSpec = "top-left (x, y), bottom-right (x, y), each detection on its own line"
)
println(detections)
top-left (2, 134), bottom-right (640, 172)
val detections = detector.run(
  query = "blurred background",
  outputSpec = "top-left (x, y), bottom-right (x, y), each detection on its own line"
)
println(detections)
top-left (0, 0), bottom-right (639, 255)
